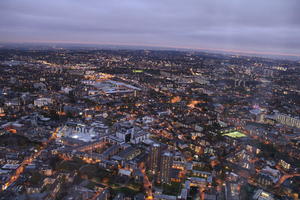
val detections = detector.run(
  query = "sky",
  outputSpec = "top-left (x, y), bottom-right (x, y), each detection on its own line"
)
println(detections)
top-left (0, 0), bottom-right (300, 56)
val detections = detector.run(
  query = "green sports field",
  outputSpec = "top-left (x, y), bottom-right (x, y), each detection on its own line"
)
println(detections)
top-left (222, 131), bottom-right (246, 138)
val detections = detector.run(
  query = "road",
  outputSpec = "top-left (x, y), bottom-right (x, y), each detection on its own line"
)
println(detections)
top-left (275, 173), bottom-right (300, 188)
top-left (139, 162), bottom-right (153, 200)
top-left (1, 128), bottom-right (59, 191)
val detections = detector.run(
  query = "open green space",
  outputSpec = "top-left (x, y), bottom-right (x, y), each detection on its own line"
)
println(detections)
top-left (132, 69), bottom-right (144, 73)
top-left (222, 131), bottom-right (246, 138)
top-left (163, 182), bottom-right (181, 196)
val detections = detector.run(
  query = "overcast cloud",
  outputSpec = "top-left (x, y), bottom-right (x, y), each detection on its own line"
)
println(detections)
top-left (0, 0), bottom-right (299, 55)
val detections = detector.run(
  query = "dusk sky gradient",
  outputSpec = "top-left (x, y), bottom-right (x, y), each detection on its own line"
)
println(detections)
top-left (1, 0), bottom-right (300, 56)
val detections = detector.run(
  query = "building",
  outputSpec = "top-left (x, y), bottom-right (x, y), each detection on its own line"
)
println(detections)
top-left (34, 97), bottom-right (53, 107)
top-left (59, 121), bottom-right (108, 142)
top-left (278, 159), bottom-right (291, 170)
top-left (160, 151), bottom-right (173, 184)
top-left (148, 143), bottom-right (161, 174)
top-left (253, 189), bottom-right (274, 200)
top-left (225, 182), bottom-right (240, 200)
top-left (116, 127), bottom-right (149, 144)
top-left (275, 113), bottom-right (300, 128)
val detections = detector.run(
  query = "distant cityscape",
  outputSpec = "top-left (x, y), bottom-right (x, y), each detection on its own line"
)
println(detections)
top-left (0, 47), bottom-right (299, 200)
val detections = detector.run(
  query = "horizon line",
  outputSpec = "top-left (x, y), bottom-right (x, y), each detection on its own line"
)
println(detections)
top-left (1, 40), bottom-right (300, 58)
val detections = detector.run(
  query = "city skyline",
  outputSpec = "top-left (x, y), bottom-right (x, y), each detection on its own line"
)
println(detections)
top-left (0, 1), bottom-right (300, 199)
top-left (0, 43), bottom-right (299, 200)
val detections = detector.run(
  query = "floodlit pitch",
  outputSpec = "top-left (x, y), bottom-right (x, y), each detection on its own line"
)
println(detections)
top-left (222, 131), bottom-right (246, 138)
